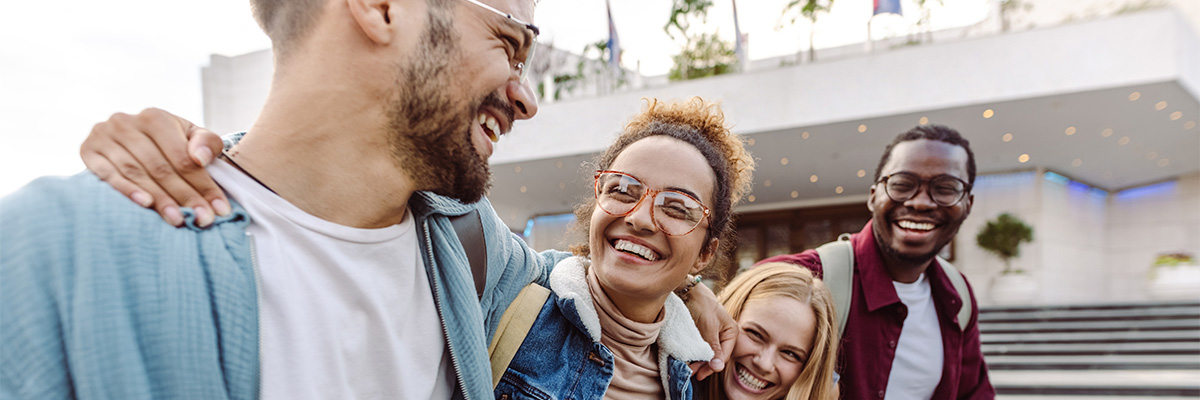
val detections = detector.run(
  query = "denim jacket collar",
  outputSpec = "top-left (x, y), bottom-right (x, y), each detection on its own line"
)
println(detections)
top-left (548, 256), bottom-right (714, 393)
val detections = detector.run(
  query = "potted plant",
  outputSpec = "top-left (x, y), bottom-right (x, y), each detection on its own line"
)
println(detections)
top-left (976, 213), bottom-right (1037, 304)
top-left (1146, 252), bottom-right (1200, 300)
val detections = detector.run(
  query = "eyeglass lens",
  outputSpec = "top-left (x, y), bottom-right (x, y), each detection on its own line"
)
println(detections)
top-left (595, 172), bottom-right (706, 235)
top-left (884, 173), bottom-right (967, 206)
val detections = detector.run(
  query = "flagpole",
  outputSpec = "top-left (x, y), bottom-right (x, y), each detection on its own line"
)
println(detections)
top-left (732, 0), bottom-right (746, 72)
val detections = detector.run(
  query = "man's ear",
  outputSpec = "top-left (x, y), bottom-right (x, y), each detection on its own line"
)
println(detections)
top-left (692, 238), bottom-right (720, 275)
top-left (867, 185), bottom-right (877, 212)
top-left (347, 0), bottom-right (397, 44)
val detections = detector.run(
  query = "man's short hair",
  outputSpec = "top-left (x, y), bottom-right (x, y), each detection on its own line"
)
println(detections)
top-left (251, 0), bottom-right (452, 57)
top-left (874, 125), bottom-right (977, 185)
top-left (250, 0), bottom-right (326, 56)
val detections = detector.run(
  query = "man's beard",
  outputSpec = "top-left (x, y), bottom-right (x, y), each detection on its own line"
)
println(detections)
top-left (386, 7), bottom-right (494, 204)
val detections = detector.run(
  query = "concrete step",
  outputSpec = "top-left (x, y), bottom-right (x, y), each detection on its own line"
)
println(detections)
top-left (983, 341), bottom-right (1200, 356)
top-left (991, 370), bottom-right (1200, 397)
top-left (983, 330), bottom-right (1200, 344)
top-left (998, 393), bottom-right (1195, 396)
top-left (986, 354), bottom-right (1200, 370)
top-left (981, 318), bottom-right (1200, 333)
top-left (982, 306), bottom-right (1200, 323)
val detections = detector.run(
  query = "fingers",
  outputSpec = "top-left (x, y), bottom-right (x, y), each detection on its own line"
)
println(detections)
top-left (690, 362), bottom-right (715, 381)
top-left (180, 121), bottom-right (230, 216)
top-left (80, 109), bottom-right (220, 227)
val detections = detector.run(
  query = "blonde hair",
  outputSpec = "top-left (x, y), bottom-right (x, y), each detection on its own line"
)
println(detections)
top-left (571, 97), bottom-right (756, 276)
top-left (703, 263), bottom-right (840, 400)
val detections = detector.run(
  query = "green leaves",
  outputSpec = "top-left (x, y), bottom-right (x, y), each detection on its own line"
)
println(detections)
top-left (976, 213), bottom-right (1034, 272)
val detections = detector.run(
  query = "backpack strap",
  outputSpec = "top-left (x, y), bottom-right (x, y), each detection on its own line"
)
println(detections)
top-left (449, 209), bottom-right (487, 299)
top-left (936, 257), bottom-right (973, 332)
top-left (487, 283), bottom-right (551, 388)
top-left (815, 233), bottom-right (855, 339)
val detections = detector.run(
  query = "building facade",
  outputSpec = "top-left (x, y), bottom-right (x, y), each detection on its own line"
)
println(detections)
top-left (202, 7), bottom-right (1200, 305)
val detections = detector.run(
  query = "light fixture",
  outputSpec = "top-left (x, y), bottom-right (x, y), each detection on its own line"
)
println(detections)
top-left (810, 175), bottom-right (819, 183)
top-left (1002, 133), bottom-right (1013, 142)
top-left (1018, 154), bottom-right (1030, 163)
top-left (791, 191), bottom-right (799, 198)
top-left (514, 165), bottom-right (522, 173)
top-left (1146, 151), bottom-right (1158, 160)
top-left (1071, 159), bottom-right (1082, 167)
top-left (781, 157), bottom-right (789, 165)
top-left (919, 117), bottom-right (929, 125)
top-left (858, 124), bottom-right (867, 133)
top-left (1170, 112), bottom-right (1183, 121)
top-left (1129, 92), bottom-right (1141, 101)
top-left (520, 186), bottom-right (527, 193)
top-left (748, 138), bottom-right (756, 146)
top-left (983, 109), bottom-right (994, 118)
top-left (763, 180), bottom-right (772, 187)
top-left (1155, 101), bottom-right (1168, 110)
top-left (857, 169), bottom-right (866, 178)
top-left (1101, 128), bottom-right (1113, 137)
top-left (1065, 126), bottom-right (1076, 136)
top-left (1118, 136), bottom-right (1131, 146)
top-left (1185, 121), bottom-right (1197, 130)
top-left (748, 195), bottom-right (756, 203)
top-left (802, 131), bottom-right (810, 139)
top-left (835, 186), bottom-right (844, 194)
top-left (555, 161), bottom-right (563, 169)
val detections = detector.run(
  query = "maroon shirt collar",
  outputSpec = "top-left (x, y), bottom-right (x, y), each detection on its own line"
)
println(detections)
top-left (852, 219), bottom-right (965, 315)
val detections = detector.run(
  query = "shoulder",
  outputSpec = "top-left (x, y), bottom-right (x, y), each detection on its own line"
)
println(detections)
top-left (3, 172), bottom-right (160, 233)
top-left (757, 248), bottom-right (822, 274)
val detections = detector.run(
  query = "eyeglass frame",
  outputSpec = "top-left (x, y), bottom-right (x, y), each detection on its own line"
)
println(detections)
top-left (460, 0), bottom-right (539, 82)
top-left (876, 172), bottom-right (973, 207)
top-left (592, 170), bottom-right (712, 236)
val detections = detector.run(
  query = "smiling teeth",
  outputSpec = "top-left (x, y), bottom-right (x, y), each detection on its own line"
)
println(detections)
top-left (614, 240), bottom-right (658, 261)
top-left (478, 113), bottom-right (500, 143)
top-left (736, 365), bottom-right (768, 391)
top-left (898, 220), bottom-right (935, 231)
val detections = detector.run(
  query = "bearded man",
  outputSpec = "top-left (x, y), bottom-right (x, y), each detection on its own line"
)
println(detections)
top-left (1, 0), bottom-right (735, 398)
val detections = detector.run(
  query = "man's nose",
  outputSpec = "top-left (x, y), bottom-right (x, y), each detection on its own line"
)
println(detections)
top-left (507, 79), bottom-right (539, 120)
top-left (905, 185), bottom-right (939, 210)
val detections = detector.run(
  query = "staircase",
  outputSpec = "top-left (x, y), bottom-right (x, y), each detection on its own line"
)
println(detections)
top-left (980, 301), bottom-right (1200, 400)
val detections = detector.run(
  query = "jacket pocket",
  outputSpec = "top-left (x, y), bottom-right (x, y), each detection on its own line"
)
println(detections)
top-left (495, 370), bottom-right (556, 400)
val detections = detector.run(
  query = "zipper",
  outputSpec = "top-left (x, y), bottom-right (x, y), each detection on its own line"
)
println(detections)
top-left (247, 232), bottom-right (265, 400)
top-left (423, 220), bottom-right (473, 400)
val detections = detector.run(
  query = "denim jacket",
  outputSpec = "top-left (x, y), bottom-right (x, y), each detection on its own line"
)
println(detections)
top-left (0, 173), bottom-right (568, 400)
top-left (495, 257), bottom-right (713, 400)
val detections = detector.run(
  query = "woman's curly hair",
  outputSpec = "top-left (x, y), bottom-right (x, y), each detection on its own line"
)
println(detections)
top-left (570, 97), bottom-right (756, 279)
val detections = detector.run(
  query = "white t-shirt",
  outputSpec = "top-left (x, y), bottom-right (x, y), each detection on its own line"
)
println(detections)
top-left (210, 160), bottom-right (455, 400)
top-left (884, 273), bottom-right (944, 400)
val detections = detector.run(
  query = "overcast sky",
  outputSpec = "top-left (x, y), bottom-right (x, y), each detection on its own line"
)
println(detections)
top-left (0, 0), bottom-right (987, 196)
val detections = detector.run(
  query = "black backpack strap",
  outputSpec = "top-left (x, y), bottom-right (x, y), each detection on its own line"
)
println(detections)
top-left (449, 209), bottom-right (487, 299)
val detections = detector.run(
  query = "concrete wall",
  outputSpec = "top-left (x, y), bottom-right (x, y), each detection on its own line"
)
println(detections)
top-left (956, 171), bottom-right (1200, 306)
top-left (1106, 172), bottom-right (1200, 302)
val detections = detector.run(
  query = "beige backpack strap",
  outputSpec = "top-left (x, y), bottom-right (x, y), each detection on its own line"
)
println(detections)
top-left (815, 233), bottom-right (855, 339)
top-left (487, 283), bottom-right (551, 388)
top-left (936, 257), bottom-right (972, 332)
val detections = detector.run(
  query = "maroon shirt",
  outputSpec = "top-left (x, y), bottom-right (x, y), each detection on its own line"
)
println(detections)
top-left (759, 220), bottom-right (995, 400)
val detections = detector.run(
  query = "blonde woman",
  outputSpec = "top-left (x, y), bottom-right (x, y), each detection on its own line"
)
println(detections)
top-left (701, 263), bottom-right (840, 400)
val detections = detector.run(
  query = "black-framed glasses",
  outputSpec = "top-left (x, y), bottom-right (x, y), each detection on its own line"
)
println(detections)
top-left (594, 170), bottom-right (711, 236)
top-left (461, 0), bottom-right (539, 82)
top-left (877, 172), bottom-right (972, 207)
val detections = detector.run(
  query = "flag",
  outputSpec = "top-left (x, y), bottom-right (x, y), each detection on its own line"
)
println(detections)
top-left (732, 0), bottom-right (746, 70)
top-left (874, 0), bottom-right (902, 16)
top-left (606, 0), bottom-right (621, 73)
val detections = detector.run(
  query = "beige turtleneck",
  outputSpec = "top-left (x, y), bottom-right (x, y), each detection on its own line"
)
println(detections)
top-left (587, 268), bottom-right (667, 399)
